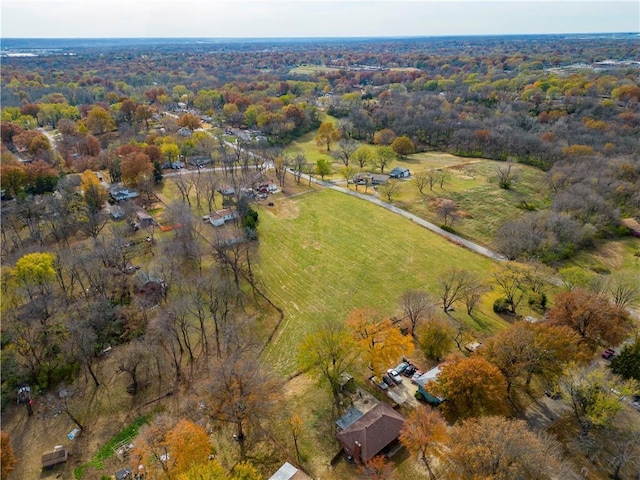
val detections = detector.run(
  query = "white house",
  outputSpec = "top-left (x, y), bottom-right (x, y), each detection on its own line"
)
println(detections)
top-left (209, 209), bottom-right (238, 227)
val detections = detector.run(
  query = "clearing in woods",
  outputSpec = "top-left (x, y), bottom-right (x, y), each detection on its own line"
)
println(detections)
top-left (256, 188), bottom-right (507, 375)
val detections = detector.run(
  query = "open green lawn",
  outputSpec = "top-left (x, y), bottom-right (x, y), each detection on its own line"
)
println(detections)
top-left (255, 188), bottom-right (508, 375)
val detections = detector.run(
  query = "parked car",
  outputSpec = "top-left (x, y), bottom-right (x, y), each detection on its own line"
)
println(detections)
top-left (382, 373), bottom-right (396, 387)
top-left (403, 364), bottom-right (417, 377)
top-left (411, 371), bottom-right (423, 384)
top-left (602, 348), bottom-right (615, 359)
top-left (369, 375), bottom-right (388, 391)
top-left (387, 369), bottom-right (403, 384)
top-left (395, 362), bottom-right (409, 375)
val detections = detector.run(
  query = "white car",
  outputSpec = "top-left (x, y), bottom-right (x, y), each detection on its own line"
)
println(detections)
top-left (387, 369), bottom-right (403, 384)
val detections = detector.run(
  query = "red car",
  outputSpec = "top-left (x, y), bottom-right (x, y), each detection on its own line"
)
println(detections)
top-left (601, 348), bottom-right (615, 359)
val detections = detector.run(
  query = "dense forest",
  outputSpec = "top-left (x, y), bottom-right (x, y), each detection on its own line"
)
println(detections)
top-left (1, 35), bottom-right (639, 480)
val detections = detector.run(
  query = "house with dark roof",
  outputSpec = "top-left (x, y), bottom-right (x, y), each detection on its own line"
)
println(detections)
top-left (335, 402), bottom-right (405, 464)
top-left (267, 462), bottom-right (312, 480)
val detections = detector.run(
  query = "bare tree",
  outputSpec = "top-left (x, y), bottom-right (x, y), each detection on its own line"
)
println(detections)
top-left (401, 290), bottom-right (435, 337)
top-left (436, 198), bottom-right (461, 228)
top-left (439, 268), bottom-right (472, 312)
top-left (332, 137), bottom-right (360, 166)
top-left (608, 272), bottom-right (640, 309)
top-left (495, 162), bottom-right (518, 189)
top-left (172, 174), bottom-right (195, 207)
top-left (204, 349), bottom-right (279, 459)
top-left (117, 339), bottom-right (151, 395)
top-left (378, 179), bottom-right (401, 202)
top-left (414, 170), bottom-right (430, 195)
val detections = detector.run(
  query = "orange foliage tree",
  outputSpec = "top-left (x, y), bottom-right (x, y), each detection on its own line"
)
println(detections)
top-left (399, 406), bottom-right (448, 480)
top-left (346, 307), bottom-right (413, 377)
top-left (358, 455), bottom-right (397, 480)
top-left (430, 356), bottom-right (508, 420)
top-left (547, 288), bottom-right (632, 352)
top-left (1, 431), bottom-right (17, 479)
top-left (134, 416), bottom-right (211, 478)
top-left (446, 416), bottom-right (565, 479)
top-left (121, 152), bottom-right (153, 188)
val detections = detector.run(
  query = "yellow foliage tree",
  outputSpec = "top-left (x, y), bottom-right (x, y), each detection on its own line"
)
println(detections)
top-left (80, 169), bottom-right (107, 212)
top-left (346, 307), bottom-right (414, 377)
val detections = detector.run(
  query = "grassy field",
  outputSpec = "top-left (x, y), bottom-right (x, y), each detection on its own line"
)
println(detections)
top-left (254, 188), bottom-right (508, 375)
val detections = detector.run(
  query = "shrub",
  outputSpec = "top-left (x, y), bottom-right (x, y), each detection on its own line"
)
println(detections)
top-left (493, 298), bottom-right (510, 314)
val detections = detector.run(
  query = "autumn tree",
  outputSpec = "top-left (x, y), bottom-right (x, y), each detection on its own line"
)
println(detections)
top-left (84, 106), bottom-right (115, 135)
top-left (177, 112), bottom-right (202, 131)
top-left (373, 128), bottom-right (397, 146)
top-left (0, 164), bottom-right (27, 198)
top-left (547, 288), bottom-right (632, 351)
top-left (121, 152), bottom-right (153, 189)
top-left (359, 455), bottom-right (397, 480)
top-left (161, 142), bottom-right (181, 168)
top-left (399, 406), bottom-right (448, 480)
top-left (391, 135), bottom-right (415, 157)
top-left (205, 350), bottom-right (279, 458)
top-left (80, 169), bottom-right (107, 212)
top-left (561, 365), bottom-right (639, 436)
top-left (298, 320), bottom-right (358, 410)
top-left (315, 121), bottom-right (340, 151)
top-left (135, 416), bottom-right (212, 478)
top-left (372, 145), bottom-right (395, 174)
top-left (445, 416), bottom-right (567, 479)
top-left (417, 317), bottom-right (455, 362)
top-left (1, 431), bottom-right (17, 479)
top-left (431, 356), bottom-right (508, 420)
top-left (13, 252), bottom-right (56, 312)
top-left (346, 307), bottom-right (414, 377)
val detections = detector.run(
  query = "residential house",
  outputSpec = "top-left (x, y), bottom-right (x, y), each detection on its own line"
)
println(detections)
top-left (389, 167), bottom-right (410, 178)
top-left (335, 402), bottom-right (405, 464)
top-left (209, 209), bottom-right (238, 227)
top-left (110, 187), bottom-right (139, 202)
top-left (415, 366), bottom-right (443, 405)
top-left (267, 462), bottom-right (312, 480)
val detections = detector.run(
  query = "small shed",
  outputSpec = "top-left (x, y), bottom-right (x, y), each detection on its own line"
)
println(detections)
top-left (335, 402), bottom-right (405, 464)
top-left (370, 174), bottom-right (389, 185)
top-left (136, 211), bottom-right (155, 227)
top-left (41, 445), bottom-right (68, 469)
top-left (268, 462), bottom-right (312, 480)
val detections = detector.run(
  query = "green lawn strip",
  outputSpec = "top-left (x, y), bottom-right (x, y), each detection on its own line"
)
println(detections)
top-left (73, 414), bottom-right (151, 479)
top-left (255, 189), bottom-right (505, 375)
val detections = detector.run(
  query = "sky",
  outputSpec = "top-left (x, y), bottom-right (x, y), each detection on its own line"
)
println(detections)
top-left (1, 0), bottom-right (639, 38)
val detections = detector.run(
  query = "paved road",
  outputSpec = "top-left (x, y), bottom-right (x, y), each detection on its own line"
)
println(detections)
top-left (301, 173), bottom-right (507, 262)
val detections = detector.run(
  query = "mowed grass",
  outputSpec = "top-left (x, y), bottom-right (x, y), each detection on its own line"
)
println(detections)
top-left (255, 188), bottom-right (506, 375)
